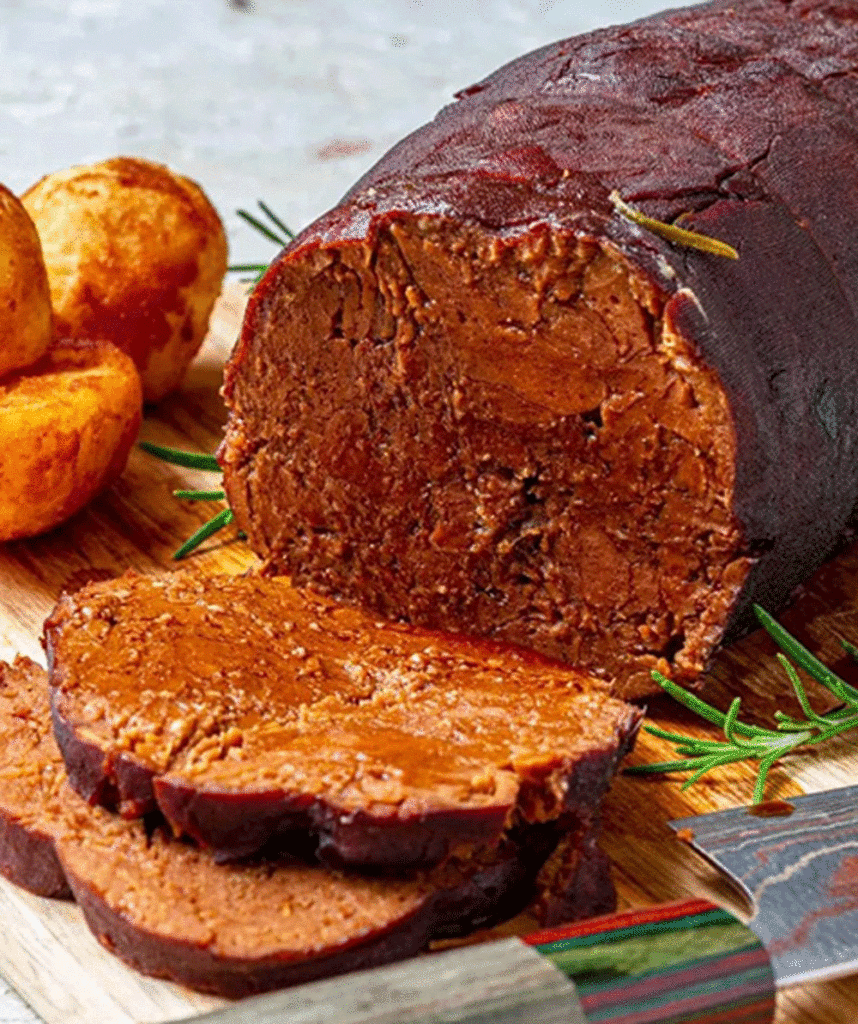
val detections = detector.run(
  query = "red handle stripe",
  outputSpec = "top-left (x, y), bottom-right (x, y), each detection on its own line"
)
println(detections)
top-left (524, 897), bottom-right (776, 1024)
top-left (526, 898), bottom-right (723, 946)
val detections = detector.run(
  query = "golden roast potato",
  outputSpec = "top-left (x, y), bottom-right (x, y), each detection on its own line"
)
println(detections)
top-left (0, 339), bottom-right (142, 541)
top-left (22, 157), bottom-right (227, 402)
top-left (0, 184), bottom-right (53, 380)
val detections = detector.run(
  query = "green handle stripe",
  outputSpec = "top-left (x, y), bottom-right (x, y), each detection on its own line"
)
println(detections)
top-left (532, 907), bottom-right (735, 954)
top-left (563, 944), bottom-right (770, 996)
top-left (526, 899), bottom-right (775, 1024)
top-left (579, 964), bottom-right (774, 1016)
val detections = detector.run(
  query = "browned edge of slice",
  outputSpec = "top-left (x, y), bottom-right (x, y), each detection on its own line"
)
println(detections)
top-left (0, 656), bottom-right (70, 898)
top-left (58, 813), bottom-right (603, 999)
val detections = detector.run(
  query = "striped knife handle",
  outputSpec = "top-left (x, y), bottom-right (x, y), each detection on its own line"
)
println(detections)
top-left (527, 897), bottom-right (776, 1024)
top-left (179, 898), bottom-right (775, 1024)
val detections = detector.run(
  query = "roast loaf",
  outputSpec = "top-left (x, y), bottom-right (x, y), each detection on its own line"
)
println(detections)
top-left (220, 0), bottom-right (858, 697)
top-left (0, 657), bottom-right (70, 897)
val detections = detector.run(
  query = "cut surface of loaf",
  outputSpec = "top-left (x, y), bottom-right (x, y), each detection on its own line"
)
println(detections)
top-left (46, 570), bottom-right (640, 867)
top-left (0, 656), bottom-right (616, 999)
top-left (220, 0), bottom-right (858, 698)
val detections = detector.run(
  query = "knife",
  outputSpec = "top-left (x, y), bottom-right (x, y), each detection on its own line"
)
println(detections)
top-left (175, 783), bottom-right (858, 1024)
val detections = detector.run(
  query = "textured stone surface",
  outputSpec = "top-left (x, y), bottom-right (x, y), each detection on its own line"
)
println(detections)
top-left (0, 0), bottom-right (675, 265)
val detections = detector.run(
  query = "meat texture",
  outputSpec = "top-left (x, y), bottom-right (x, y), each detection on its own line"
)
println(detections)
top-left (45, 570), bottom-right (639, 867)
top-left (0, 656), bottom-right (617, 999)
top-left (220, 0), bottom-right (858, 698)
top-left (58, 804), bottom-right (575, 999)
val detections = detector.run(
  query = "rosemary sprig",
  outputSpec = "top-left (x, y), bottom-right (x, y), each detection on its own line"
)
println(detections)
top-left (228, 201), bottom-right (294, 284)
top-left (629, 605), bottom-right (858, 803)
top-left (140, 200), bottom-right (294, 550)
top-left (237, 200), bottom-right (295, 247)
top-left (610, 191), bottom-right (739, 260)
top-left (138, 202), bottom-right (293, 553)
top-left (139, 442), bottom-right (234, 558)
top-left (173, 507), bottom-right (235, 560)
top-left (173, 489), bottom-right (227, 501)
top-left (138, 441), bottom-right (220, 472)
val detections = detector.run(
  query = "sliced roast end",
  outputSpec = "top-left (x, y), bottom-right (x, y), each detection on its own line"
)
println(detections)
top-left (0, 657), bottom-right (71, 898)
top-left (58, 805), bottom-right (612, 999)
top-left (0, 656), bottom-right (621, 998)
top-left (222, 217), bottom-right (747, 699)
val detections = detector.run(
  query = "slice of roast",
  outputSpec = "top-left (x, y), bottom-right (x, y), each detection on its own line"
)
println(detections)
top-left (57, 801), bottom-right (572, 999)
top-left (0, 656), bottom-right (616, 999)
top-left (45, 570), bottom-right (639, 867)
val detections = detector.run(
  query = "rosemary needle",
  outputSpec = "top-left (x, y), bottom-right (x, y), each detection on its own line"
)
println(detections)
top-left (236, 208), bottom-right (289, 248)
top-left (138, 441), bottom-right (220, 472)
top-left (228, 202), bottom-right (295, 284)
top-left (173, 489), bottom-right (227, 501)
top-left (235, 200), bottom-right (294, 250)
top-left (256, 199), bottom-right (295, 241)
top-left (139, 442), bottom-right (233, 558)
top-left (629, 605), bottom-right (858, 803)
top-left (173, 508), bottom-right (235, 560)
top-left (610, 191), bottom-right (740, 260)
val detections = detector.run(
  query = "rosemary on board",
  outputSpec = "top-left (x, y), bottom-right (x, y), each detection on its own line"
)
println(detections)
top-left (139, 204), bottom-right (293, 556)
top-left (138, 441), bottom-right (234, 558)
top-left (629, 604), bottom-right (858, 803)
top-left (228, 199), bottom-right (295, 284)
top-left (147, 196), bottom-right (851, 799)
top-left (610, 190), bottom-right (740, 261)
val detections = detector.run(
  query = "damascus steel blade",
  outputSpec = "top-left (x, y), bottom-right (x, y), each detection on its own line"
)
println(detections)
top-left (670, 783), bottom-right (858, 987)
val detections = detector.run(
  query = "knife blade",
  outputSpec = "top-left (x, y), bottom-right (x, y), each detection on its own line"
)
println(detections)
top-left (173, 783), bottom-right (858, 1023)
top-left (669, 780), bottom-right (858, 988)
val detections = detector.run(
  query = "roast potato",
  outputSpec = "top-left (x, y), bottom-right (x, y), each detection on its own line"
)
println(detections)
top-left (0, 184), bottom-right (53, 380)
top-left (0, 339), bottom-right (142, 541)
top-left (22, 157), bottom-right (227, 402)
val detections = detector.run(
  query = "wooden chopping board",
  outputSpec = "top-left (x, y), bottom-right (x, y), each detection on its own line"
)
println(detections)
top-left (0, 280), bottom-right (856, 1024)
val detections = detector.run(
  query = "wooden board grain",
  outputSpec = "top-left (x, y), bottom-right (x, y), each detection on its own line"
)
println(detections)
top-left (0, 280), bottom-right (856, 1024)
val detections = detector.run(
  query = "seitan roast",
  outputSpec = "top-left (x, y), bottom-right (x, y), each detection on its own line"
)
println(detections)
top-left (45, 570), bottom-right (639, 867)
top-left (219, 0), bottom-right (858, 698)
top-left (0, 656), bottom-right (618, 998)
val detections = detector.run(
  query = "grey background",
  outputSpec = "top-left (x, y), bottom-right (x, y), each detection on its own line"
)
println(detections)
top-left (0, 0), bottom-right (682, 1019)
top-left (2, 0), bottom-right (683, 266)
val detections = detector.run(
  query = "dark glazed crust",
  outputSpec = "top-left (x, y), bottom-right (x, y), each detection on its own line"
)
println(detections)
top-left (532, 829), bottom-right (615, 927)
top-left (221, 0), bottom-right (858, 694)
top-left (154, 738), bottom-right (639, 866)
top-left (0, 808), bottom-right (70, 900)
top-left (153, 782), bottom-right (513, 866)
